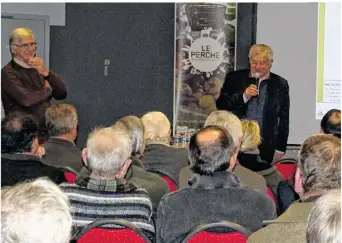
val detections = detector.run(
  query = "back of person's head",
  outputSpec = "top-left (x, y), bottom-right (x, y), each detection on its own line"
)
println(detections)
top-left (295, 134), bottom-right (341, 197)
top-left (1, 178), bottom-right (72, 243)
top-left (320, 109), bottom-right (341, 139)
top-left (1, 112), bottom-right (39, 154)
top-left (240, 120), bottom-right (261, 152)
top-left (306, 189), bottom-right (341, 243)
top-left (45, 104), bottom-right (78, 137)
top-left (141, 111), bottom-right (171, 145)
top-left (204, 110), bottom-right (242, 149)
top-left (189, 125), bottom-right (236, 175)
top-left (83, 127), bottom-right (131, 179)
top-left (112, 115), bottom-right (146, 159)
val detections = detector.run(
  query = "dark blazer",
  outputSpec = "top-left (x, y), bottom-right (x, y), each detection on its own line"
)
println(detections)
top-left (141, 144), bottom-right (188, 185)
top-left (238, 152), bottom-right (283, 194)
top-left (216, 69), bottom-right (290, 162)
top-left (1, 153), bottom-right (66, 187)
top-left (42, 138), bottom-right (83, 172)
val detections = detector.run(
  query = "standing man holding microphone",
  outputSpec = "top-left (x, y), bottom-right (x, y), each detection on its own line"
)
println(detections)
top-left (216, 44), bottom-right (290, 163)
top-left (1, 27), bottom-right (67, 144)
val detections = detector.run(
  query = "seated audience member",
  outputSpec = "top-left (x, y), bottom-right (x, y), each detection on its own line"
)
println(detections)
top-left (320, 109), bottom-right (341, 138)
top-left (157, 126), bottom-right (276, 243)
top-left (112, 115), bottom-right (146, 167)
top-left (61, 127), bottom-right (155, 237)
top-left (306, 189), bottom-right (341, 243)
top-left (113, 116), bottom-right (170, 212)
top-left (141, 111), bottom-right (188, 185)
top-left (248, 134), bottom-right (341, 243)
top-left (1, 112), bottom-right (66, 187)
top-left (42, 104), bottom-right (82, 172)
top-left (80, 116), bottom-right (169, 213)
top-left (179, 110), bottom-right (267, 194)
top-left (239, 120), bottom-right (283, 194)
top-left (1, 178), bottom-right (72, 243)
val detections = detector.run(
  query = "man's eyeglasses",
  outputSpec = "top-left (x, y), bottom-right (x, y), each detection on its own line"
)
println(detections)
top-left (12, 42), bottom-right (37, 49)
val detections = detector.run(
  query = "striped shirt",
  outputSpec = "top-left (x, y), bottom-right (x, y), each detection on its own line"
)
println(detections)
top-left (60, 176), bottom-right (155, 236)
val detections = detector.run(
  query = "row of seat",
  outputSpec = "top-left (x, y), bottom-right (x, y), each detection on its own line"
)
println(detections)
top-left (66, 158), bottom-right (297, 242)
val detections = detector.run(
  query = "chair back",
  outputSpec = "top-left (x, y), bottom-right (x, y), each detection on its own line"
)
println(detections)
top-left (180, 221), bottom-right (252, 243)
top-left (64, 172), bottom-right (77, 183)
top-left (146, 169), bottom-right (178, 192)
top-left (72, 219), bottom-right (152, 243)
top-left (273, 158), bottom-right (296, 180)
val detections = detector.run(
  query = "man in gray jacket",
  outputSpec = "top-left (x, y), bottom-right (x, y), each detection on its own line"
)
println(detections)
top-left (248, 134), bottom-right (341, 243)
top-left (157, 126), bottom-right (276, 243)
top-left (141, 111), bottom-right (188, 185)
top-left (179, 110), bottom-right (267, 194)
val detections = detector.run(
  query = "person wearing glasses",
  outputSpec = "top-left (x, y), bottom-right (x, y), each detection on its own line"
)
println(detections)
top-left (216, 44), bottom-right (290, 164)
top-left (1, 27), bottom-right (67, 144)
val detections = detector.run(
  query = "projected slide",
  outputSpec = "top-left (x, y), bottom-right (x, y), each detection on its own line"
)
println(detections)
top-left (316, 2), bottom-right (341, 119)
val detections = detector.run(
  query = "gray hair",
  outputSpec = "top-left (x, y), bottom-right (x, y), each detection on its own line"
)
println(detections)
top-left (1, 178), bottom-right (72, 243)
top-left (204, 110), bottom-right (242, 148)
top-left (45, 104), bottom-right (78, 137)
top-left (306, 189), bottom-right (341, 243)
top-left (141, 111), bottom-right (170, 144)
top-left (86, 127), bottom-right (131, 177)
top-left (248, 44), bottom-right (274, 64)
top-left (297, 134), bottom-right (341, 194)
top-left (9, 27), bottom-right (34, 46)
top-left (112, 116), bottom-right (146, 159)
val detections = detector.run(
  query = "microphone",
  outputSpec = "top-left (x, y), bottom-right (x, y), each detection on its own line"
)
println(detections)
top-left (254, 72), bottom-right (260, 90)
top-left (254, 72), bottom-right (260, 97)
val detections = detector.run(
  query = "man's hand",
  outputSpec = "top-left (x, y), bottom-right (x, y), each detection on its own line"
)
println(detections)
top-left (244, 85), bottom-right (258, 99)
top-left (273, 151), bottom-right (284, 163)
top-left (36, 146), bottom-right (46, 158)
top-left (44, 80), bottom-right (51, 90)
top-left (28, 57), bottom-right (49, 77)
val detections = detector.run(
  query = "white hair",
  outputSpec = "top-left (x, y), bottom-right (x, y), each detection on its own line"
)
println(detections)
top-left (306, 189), bottom-right (341, 243)
top-left (9, 27), bottom-right (34, 46)
top-left (248, 44), bottom-right (274, 63)
top-left (86, 127), bottom-right (131, 177)
top-left (1, 178), bottom-right (72, 243)
top-left (204, 110), bottom-right (242, 148)
top-left (141, 111), bottom-right (170, 144)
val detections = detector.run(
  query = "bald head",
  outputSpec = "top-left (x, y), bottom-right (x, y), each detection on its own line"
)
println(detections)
top-left (189, 125), bottom-right (236, 175)
top-left (141, 111), bottom-right (170, 144)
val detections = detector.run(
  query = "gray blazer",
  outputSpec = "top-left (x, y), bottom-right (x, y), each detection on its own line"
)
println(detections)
top-left (42, 138), bottom-right (83, 172)
top-left (179, 164), bottom-right (267, 194)
top-left (142, 144), bottom-right (188, 185)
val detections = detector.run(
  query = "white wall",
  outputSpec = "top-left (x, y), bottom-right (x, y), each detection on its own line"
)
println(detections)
top-left (1, 3), bottom-right (65, 26)
top-left (257, 3), bottom-right (320, 144)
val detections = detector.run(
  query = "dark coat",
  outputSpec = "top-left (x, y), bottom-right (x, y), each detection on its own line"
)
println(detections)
top-left (216, 69), bottom-right (290, 162)
top-left (1, 153), bottom-right (66, 187)
top-left (157, 171), bottom-right (276, 243)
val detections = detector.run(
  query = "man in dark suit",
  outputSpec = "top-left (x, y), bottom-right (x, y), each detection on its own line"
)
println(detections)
top-left (42, 104), bottom-right (83, 172)
top-left (216, 44), bottom-right (290, 163)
